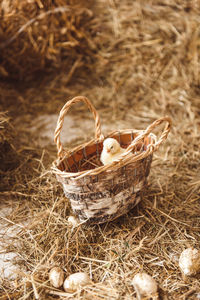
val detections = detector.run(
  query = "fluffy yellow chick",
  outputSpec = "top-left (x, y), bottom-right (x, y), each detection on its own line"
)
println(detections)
top-left (100, 138), bottom-right (126, 165)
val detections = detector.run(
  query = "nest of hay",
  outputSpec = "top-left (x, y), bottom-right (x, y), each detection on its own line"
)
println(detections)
top-left (0, 0), bottom-right (96, 81)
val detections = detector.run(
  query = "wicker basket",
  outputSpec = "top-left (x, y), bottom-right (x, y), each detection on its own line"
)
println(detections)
top-left (52, 96), bottom-right (171, 224)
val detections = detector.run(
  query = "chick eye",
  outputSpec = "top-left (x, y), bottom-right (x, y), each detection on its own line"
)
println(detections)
top-left (111, 146), bottom-right (114, 149)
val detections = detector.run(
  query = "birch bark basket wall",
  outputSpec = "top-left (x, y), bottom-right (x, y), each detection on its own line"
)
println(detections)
top-left (52, 96), bottom-right (171, 224)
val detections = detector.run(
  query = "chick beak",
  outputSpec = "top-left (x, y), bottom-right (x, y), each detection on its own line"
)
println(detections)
top-left (107, 148), bottom-right (111, 153)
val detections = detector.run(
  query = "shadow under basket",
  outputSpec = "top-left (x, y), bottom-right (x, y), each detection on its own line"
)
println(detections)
top-left (52, 96), bottom-right (171, 224)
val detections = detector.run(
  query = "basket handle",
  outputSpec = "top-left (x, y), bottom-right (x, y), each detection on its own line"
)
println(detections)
top-left (125, 116), bottom-right (172, 154)
top-left (54, 96), bottom-right (103, 158)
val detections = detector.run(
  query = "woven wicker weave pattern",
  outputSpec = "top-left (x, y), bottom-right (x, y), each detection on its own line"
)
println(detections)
top-left (52, 96), bottom-right (171, 224)
top-left (56, 154), bottom-right (153, 223)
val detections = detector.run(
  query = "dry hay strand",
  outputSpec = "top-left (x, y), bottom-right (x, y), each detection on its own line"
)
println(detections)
top-left (0, 112), bottom-right (10, 144)
top-left (0, 0), bottom-right (96, 81)
top-left (0, 112), bottom-right (20, 176)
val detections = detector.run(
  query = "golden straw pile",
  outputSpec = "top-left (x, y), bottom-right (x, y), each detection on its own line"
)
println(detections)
top-left (0, 0), bottom-right (200, 299)
top-left (0, 0), bottom-right (95, 81)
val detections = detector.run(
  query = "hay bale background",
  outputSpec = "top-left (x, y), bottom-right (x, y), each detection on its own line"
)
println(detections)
top-left (0, 0), bottom-right (200, 299)
top-left (0, 0), bottom-right (96, 81)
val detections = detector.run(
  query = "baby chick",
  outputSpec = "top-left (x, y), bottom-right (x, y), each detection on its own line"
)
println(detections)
top-left (100, 138), bottom-right (126, 165)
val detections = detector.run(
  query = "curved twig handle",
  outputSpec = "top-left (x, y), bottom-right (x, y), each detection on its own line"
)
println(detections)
top-left (125, 116), bottom-right (172, 154)
top-left (54, 96), bottom-right (103, 158)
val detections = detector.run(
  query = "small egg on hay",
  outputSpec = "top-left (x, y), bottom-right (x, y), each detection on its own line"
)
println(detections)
top-left (67, 216), bottom-right (79, 227)
top-left (132, 272), bottom-right (158, 300)
top-left (49, 267), bottom-right (64, 288)
top-left (63, 272), bottom-right (90, 293)
top-left (179, 247), bottom-right (200, 277)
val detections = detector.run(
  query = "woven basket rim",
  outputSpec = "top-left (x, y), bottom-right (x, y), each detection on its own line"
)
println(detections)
top-left (53, 96), bottom-right (171, 180)
top-left (52, 129), bottom-right (156, 179)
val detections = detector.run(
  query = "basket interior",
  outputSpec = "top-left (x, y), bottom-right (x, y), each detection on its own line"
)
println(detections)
top-left (57, 132), bottom-right (155, 173)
